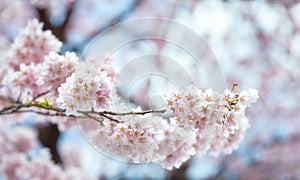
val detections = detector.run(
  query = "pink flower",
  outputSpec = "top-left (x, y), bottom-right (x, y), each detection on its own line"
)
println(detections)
top-left (100, 56), bottom-right (117, 80)
top-left (8, 63), bottom-right (47, 100)
top-left (158, 122), bottom-right (197, 170)
top-left (11, 126), bottom-right (37, 153)
top-left (42, 51), bottom-right (77, 91)
top-left (60, 143), bottom-right (82, 168)
top-left (18, 149), bottom-right (63, 179)
top-left (56, 60), bottom-right (114, 115)
top-left (8, 19), bottom-right (62, 70)
top-left (0, 153), bottom-right (27, 180)
top-left (209, 116), bottom-right (250, 157)
top-left (164, 85), bottom-right (259, 164)
top-left (56, 116), bottom-right (77, 131)
top-left (91, 112), bottom-right (166, 163)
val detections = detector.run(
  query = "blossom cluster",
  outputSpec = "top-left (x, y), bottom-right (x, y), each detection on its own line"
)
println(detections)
top-left (56, 59), bottom-right (114, 115)
top-left (0, 18), bottom-right (260, 176)
top-left (157, 119), bottom-right (197, 170)
top-left (90, 111), bottom-right (165, 163)
top-left (165, 85), bottom-right (259, 158)
top-left (0, 121), bottom-right (91, 180)
top-left (9, 63), bottom-right (46, 99)
top-left (1, 19), bottom-right (78, 103)
top-left (7, 19), bottom-right (62, 70)
top-left (78, 85), bottom-right (259, 170)
top-left (166, 85), bottom-right (259, 134)
top-left (42, 52), bottom-right (77, 91)
top-left (2, 52), bottom-right (77, 103)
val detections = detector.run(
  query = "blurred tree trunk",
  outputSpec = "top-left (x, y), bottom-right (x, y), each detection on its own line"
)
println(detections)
top-left (168, 160), bottom-right (190, 180)
top-left (38, 124), bottom-right (62, 163)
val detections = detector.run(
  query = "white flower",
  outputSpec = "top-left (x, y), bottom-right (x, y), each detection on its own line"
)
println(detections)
top-left (239, 88), bottom-right (259, 107)
top-left (56, 60), bottom-right (114, 115)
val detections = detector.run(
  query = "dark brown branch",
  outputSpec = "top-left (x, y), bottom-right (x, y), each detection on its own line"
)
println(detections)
top-left (169, 161), bottom-right (190, 180)
top-left (99, 109), bottom-right (167, 116)
top-left (3, 109), bottom-right (67, 117)
top-left (97, 113), bottom-right (122, 124)
top-left (60, 0), bottom-right (77, 37)
top-left (33, 90), bottom-right (51, 100)
top-left (36, 1), bottom-right (77, 41)
top-left (37, 8), bottom-right (55, 34)
top-left (0, 105), bottom-right (16, 114)
top-left (0, 101), bottom-right (166, 124)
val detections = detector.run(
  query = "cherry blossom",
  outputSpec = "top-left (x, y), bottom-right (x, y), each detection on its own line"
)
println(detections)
top-left (42, 51), bottom-right (77, 91)
top-left (90, 107), bottom-right (166, 163)
top-left (10, 126), bottom-right (37, 153)
top-left (0, 152), bottom-right (28, 180)
top-left (158, 119), bottom-right (197, 170)
top-left (7, 19), bottom-right (62, 70)
top-left (56, 60), bottom-right (114, 115)
top-left (0, 120), bottom-right (92, 180)
top-left (209, 116), bottom-right (250, 157)
top-left (161, 85), bottom-right (259, 169)
top-left (3, 63), bottom-right (46, 101)
top-left (76, 85), bottom-right (259, 171)
top-left (0, 2), bottom-right (265, 178)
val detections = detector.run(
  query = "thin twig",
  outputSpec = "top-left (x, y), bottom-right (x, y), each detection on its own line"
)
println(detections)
top-left (1, 109), bottom-right (65, 117)
top-left (98, 113), bottom-right (122, 124)
top-left (60, 0), bottom-right (77, 38)
top-left (0, 106), bottom-right (15, 114)
top-left (36, 1), bottom-right (77, 41)
top-left (33, 90), bottom-right (51, 100)
top-left (99, 109), bottom-right (167, 116)
top-left (16, 92), bottom-right (22, 103)
top-left (80, 112), bottom-right (103, 124)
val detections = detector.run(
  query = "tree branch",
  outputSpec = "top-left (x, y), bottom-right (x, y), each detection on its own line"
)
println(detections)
top-left (99, 109), bottom-right (167, 116)
top-left (36, 1), bottom-right (77, 41)
top-left (60, 0), bottom-right (77, 38)
top-left (0, 101), bottom-right (166, 124)
top-left (32, 90), bottom-right (51, 100)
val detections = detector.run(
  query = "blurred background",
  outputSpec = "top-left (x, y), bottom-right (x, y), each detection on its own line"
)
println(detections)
top-left (1, 0), bottom-right (300, 179)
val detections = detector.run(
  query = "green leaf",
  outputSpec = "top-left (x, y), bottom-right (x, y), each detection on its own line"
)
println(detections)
top-left (25, 100), bottom-right (32, 105)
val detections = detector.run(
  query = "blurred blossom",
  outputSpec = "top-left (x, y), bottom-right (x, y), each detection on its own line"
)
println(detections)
top-left (7, 19), bottom-right (62, 70)
top-left (0, 0), bottom-right (300, 179)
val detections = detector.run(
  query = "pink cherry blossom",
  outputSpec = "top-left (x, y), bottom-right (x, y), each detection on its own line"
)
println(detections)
top-left (162, 85), bottom-right (259, 169)
top-left (91, 109), bottom-right (166, 163)
top-left (10, 126), bottom-right (37, 153)
top-left (209, 116), bottom-right (250, 157)
top-left (7, 19), bottom-right (62, 70)
top-left (0, 1), bottom-right (266, 175)
top-left (56, 60), bottom-right (114, 115)
top-left (158, 119), bottom-right (197, 170)
top-left (42, 51), bottom-right (77, 91)
top-left (18, 149), bottom-right (63, 179)
top-left (0, 153), bottom-right (28, 180)
top-left (4, 63), bottom-right (46, 101)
